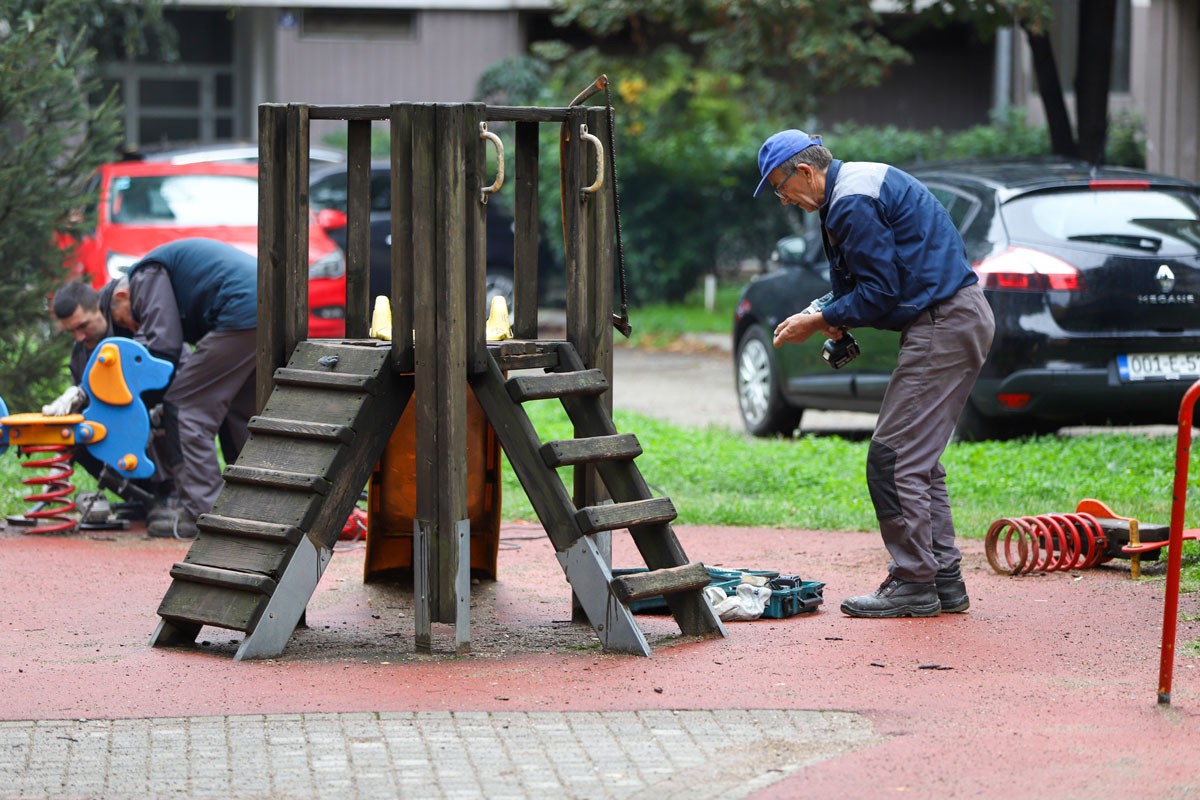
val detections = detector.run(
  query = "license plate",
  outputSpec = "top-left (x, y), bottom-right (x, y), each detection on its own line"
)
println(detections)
top-left (1117, 352), bottom-right (1200, 382)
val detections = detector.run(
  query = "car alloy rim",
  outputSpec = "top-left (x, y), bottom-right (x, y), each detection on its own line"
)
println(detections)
top-left (737, 336), bottom-right (773, 425)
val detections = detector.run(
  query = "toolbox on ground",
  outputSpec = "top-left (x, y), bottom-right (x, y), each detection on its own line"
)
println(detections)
top-left (614, 567), bottom-right (823, 618)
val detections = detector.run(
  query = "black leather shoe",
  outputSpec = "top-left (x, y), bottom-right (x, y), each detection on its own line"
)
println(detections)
top-left (935, 565), bottom-right (970, 613)
top-left (840, 576), bottom-right (941, 618)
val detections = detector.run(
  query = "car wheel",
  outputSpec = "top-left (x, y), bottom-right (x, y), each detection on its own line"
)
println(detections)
top-left (953, 399), bottom-right (1053, 442)
top-left (736, 327), bottom-right (803, 437)
top-left (485, 268), bottom-right (515, 318)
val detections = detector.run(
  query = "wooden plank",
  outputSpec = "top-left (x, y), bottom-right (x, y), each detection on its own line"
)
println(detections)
top-left (260, 387), bottom-right (378, 428)
top-left (247, 416), bottom-right (355, 445)
top-left (432, 102), bottom-right (469, 623)
top-left (345, 118), bottom-right (372, 338)
top-left (468, 355), bottom-right (582, 552)
top-left (235, 437), bottom-right (344, 482)
top-left (157, 581), bottom-right (265, 633)
top-left (512, 120), bottom-right (540, 339)
top-left (284, 104), bottom-right (310, 350)
top-left (490, 351), bottom-right (560, 371)
top-left (575, 497), bottom-right (677, 536)
top-left (464, 102), bottom-right (487, 375)
top-left (169, 562), bottom-right (278, 595)
top-left (196, 514), bottom-right (303, 545)
top-left (506, 369), bottom-right (608, 402)
top-left (484, 106), bottom-right (570, 124)
top-left (307, 105), bottom-right (392, 121)
top-left (182, 533), bottom-right (294, 581)
top-left (210, 485), bottom-right (322, 532)
top-left (287, 339), bottom-right (392, 374)
top-left (610, 562), bottom-right (711, 604)
top-left (390, 103), bottom-right (415, 373)
top-left (541, 433), bottom-right (641, 467)
top-left (273, 368), bottom-right (379, 393)
top-left (257, 103), bottom-right (289, 413)
top-left (223, 465), bottom-right (332, 495)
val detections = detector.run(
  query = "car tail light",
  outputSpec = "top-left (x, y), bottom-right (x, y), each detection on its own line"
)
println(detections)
top-left (1088, 179), bottom-right (1149, 190)
top-left (997, 393), bottom-right (1031, 410)
top-left (973, 247), bottom-right (1083, 292)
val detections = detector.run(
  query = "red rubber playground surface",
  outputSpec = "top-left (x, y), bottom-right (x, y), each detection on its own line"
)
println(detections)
top-left (2, 520), bottom-right (1200, 798)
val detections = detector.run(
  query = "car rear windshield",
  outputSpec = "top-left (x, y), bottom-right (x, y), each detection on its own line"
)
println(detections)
top-left (1002, 188), bottom-right (1200, 256)
top-left (109, 174), bottom-right (258, 226)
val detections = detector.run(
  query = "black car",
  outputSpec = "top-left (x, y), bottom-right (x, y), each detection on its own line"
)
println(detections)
top-left (733, 159), bottom-right (1200, 440)
top-left (310, 161), bottom-right (557, 314)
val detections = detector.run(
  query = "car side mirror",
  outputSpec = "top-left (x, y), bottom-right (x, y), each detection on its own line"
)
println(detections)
top-left (315, 208), bottom-right (347, 231)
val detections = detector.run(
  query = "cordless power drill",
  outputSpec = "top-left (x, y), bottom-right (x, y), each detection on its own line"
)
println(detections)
top-left (802, 292), bottom-right (861, 370)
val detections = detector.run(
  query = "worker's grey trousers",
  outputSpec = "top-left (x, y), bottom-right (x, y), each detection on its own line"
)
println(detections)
top-left (867, 282), bottom-right (994, 583)
top-left (165, 329), bottom-right (256, 519)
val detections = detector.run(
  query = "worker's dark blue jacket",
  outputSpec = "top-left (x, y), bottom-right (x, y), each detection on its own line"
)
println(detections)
top-left (127, 238), bottom-right (258, 344)
top-left (819, 160), bottom-right (978, 332)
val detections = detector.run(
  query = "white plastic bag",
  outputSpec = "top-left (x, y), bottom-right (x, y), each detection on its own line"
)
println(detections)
top-left (704, 583), bottom-right (772, 621)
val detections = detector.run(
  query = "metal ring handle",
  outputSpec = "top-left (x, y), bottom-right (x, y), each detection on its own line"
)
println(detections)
top-left (579, 124), bottom-right (604, 195)
top-left (479, 122), bottom-right (504, 204)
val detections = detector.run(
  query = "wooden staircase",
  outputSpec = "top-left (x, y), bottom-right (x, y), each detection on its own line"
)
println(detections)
top-left (471, 339), bottom-right (727, 655)
top-left (150, 340), bottom-right (411, 660)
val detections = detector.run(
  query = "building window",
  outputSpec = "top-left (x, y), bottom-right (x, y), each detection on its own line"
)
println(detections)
top-left (301, 9), bottom-right (417, 41)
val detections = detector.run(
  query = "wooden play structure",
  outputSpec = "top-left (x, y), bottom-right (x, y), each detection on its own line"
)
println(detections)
top-left (149, 95), bottom-right (727, 659)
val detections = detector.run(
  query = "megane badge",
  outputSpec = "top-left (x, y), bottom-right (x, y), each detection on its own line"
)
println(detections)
top-left (1157, 264), bottom-right (1176, 293)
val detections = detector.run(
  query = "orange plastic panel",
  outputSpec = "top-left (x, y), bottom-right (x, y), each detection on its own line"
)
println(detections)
top-left (88, 343), bottom-right (134, 406)
top-left (364, 383), bottom-right (501, 582)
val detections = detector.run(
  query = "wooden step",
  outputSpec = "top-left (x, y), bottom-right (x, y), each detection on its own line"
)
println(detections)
top-left (488, 341), bottom-right (562, 371)
top-left (168, 562), bottom-right (278, 596)
top-left (575, 497), bottom-right (677, 536)
top-left (196, 514), bottom-right (304, 545)
top-left (247, 416), bottom-right (355, 445)
top-left (610, 562), bottom-right (711, 604)
top-left (274, 367), bottom-right (379, 394)
top-left (223, 465), bottom-right (332, 495)
top-left (506, 369), bottom-right (608, 402)
top-left (540, 433), bottom-right (642, 467)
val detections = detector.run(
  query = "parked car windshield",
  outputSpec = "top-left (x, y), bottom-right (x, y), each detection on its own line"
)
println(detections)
top-left (109, 174), bottom-right (259, 226)
top-left (1002, 189), bottom-right (1200, 255)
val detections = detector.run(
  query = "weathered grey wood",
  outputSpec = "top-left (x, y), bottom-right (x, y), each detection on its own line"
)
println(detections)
top-left (345, 118), bottom-right (372, 338)
top-left (484, 106), bottom-right (571, 123)
top-left (195, 514), bottom-right (304, 545)
top-left (308, 105), bottom-right (392, 121)
top-left (389, 103), bottom-right (415, 373)
top-left (156, 581), bottom-right (265, 633)
top-left (540, 433), bottom-right (642, 467)
top-left (610, 562), bottom-right (711, 604)
top-left (149, 619), bottom-right (202, 647)
top-left (273, 368), bottom-right (379, 393)
top-left (223, 465), bottom-right (332, 495)
top-left (209, 486), bottom-right (321, 532)
top-left (506, 369), bottom-right (608, 402)
top-left (575, 497), bottom-right (677, 536)
top-left (247, 416), bottom-right (355, 445)
top-left (469, 354), bottom-right (583, 552)
top-left (464, 102), bottom-right (487, 375)
top-left (169, 562), bottom-right (278, 595)
top-left (430, 103), bottom-right (470, 625)
top-left (284, 104), bottom-right (311, 349)
top-left (512, 120), bottom-right (540, 339)
top-left (183, 533), bottom-right (294, 579)
top-left (257, 104), bottom-right (289, 413)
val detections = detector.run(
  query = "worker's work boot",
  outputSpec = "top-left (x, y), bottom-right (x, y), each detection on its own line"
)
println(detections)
top-left (840, 575), bottom-right (941, 618)
top-left (147, 509), bottom-right (199, 540)
top-left (935, 565), bottom-right (970, 613)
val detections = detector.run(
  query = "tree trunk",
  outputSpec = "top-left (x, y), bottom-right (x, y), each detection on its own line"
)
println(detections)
top-left (1023, 25), bottom-right (1079, 159)
top-left (1075, 0), bottom-right (1117, 165)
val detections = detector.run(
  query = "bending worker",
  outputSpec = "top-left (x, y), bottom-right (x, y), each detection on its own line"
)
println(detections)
top-left (103, 237), bottom-right (257, 538)
top-left (757, 130), bottom-right (994, 618)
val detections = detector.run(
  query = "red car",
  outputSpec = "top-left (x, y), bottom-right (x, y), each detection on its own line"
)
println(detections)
top-left (61, 160), bottom-right (347, 337)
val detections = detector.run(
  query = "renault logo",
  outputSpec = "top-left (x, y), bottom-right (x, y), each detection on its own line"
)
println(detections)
top-left (1157, 264), bottom-right (1176, 293)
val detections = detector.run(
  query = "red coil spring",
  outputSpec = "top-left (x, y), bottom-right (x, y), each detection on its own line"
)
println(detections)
top-left (17, 444), bottom-right (77, 534)
top-left (985, 512), bottom-right (1110, 575)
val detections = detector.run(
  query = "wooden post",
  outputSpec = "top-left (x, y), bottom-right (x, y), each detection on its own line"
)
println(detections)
top-left (512, 120), bottom-right (540, 339)
top-left (389, 103), bottom-right (415, 373)
top-left (345, 118), bottom-right (372, 338)
top-left (257, 103), bottom-right (288, 413)
top-left (464, 102), bottom-right (487, 375)
top-left (284, 104), bottom-right (311, 352)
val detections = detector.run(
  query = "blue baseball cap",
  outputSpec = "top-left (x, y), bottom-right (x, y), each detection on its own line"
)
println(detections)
top-left (754, 130), bottom-right (823, 197)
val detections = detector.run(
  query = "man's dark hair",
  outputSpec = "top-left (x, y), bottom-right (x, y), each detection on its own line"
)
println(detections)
top-left (52, 281), bottom-right (101, 320)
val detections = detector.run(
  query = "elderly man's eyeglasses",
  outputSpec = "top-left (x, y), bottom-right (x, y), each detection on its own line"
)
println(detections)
top-left (773, 167), bottom-right (801, 200)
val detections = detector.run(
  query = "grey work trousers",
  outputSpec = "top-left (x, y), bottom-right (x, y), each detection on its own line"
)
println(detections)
top-left (866, 282), bottom-right (994, 583)
top-left (165, 329), bottom-right (257, 519)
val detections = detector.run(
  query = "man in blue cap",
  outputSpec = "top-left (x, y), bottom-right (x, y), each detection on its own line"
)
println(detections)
top-left (756, 130), bottom-right (994, 618)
